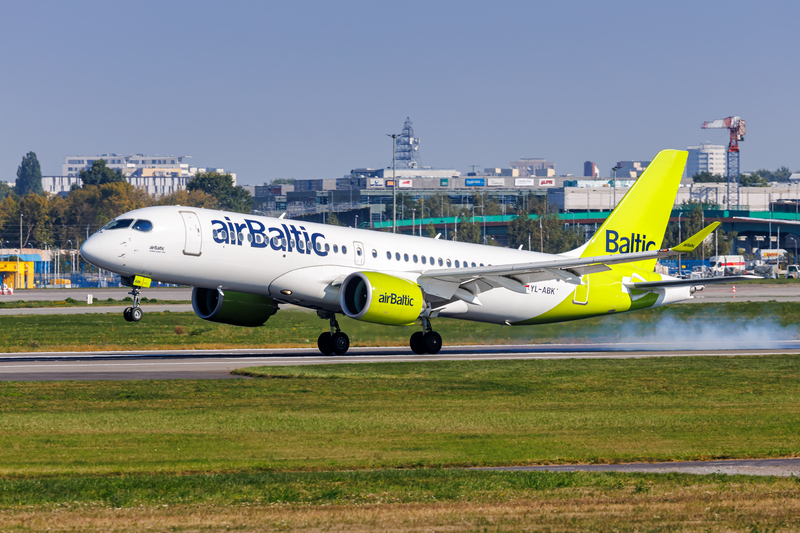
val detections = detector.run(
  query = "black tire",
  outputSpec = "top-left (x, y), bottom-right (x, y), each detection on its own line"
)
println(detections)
top-left (410, 331), bottom-right (426, 354)
top-left (423, 331), bottom-right (442, 354)
top-left (123, 307), bottom-right (133, 322)
top-left (131, 307), bottom-right (143, 322)
top-left (331, 332), bottom-right (350, 355)
top-left (317, 332), bottom-right (334, 355)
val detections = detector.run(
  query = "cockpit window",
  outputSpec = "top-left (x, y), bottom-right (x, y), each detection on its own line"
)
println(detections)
top-left (105, 219), bottom-right (133, 230)
top-left (132, 219), bottom-right (153, 232)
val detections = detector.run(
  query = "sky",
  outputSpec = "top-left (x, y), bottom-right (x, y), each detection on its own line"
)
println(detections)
top-left (1, 0), bottom-right (799, 185)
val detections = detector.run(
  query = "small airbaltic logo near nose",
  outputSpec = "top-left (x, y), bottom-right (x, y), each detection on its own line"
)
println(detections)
top-left (605, 230), bottom-right (656, 253)
top-left (378, 293), bottom-right (415, 306)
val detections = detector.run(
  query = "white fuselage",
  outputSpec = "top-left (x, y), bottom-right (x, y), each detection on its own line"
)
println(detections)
top-left (80, 205), bottom-right (688, 325)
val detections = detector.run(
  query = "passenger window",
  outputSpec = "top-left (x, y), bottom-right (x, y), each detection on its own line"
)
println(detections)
top-left (342, 245), bottom-right (347, 254)
top-left (132, 220), bottom-right (152, 232)
top-left (325, 243), bottom-right (330, 252)
top-left (333, 244), bottom-right (339, 253)
top-left (247, 234), bottom-right (253, 243)
top-left (316, 241), bottom-right (322, 252)
top-left (421, 256), bottom-right (427, 264)
top-left (395, 252), bottom-right (401, 261)
top-left (218, 230), bottom-right (229, 241)
top-left (480, 263), bottom-right (484, 266)
top-left (386, 251), bottom-right (391, 259)
top-left (471, 262), bottom-right (476, 267)
top-left (404, 253), bottom-right (409, 262)
top-left (297, 240), bottom-right (305, 251)
top-left (430, 256), bottom-right (434, 265)
top-left (463, 260), bottom-right (468, 267)
top-left (237, 233), bottom-right (245, 243)
top-left (455, 260), bottom-right (460, 268)
top-left (372, 249), bottom-right (377, 258)
top-left (357, 248), bottom-right (363, 256)
top-left (438, 258), bottom-right (443, 266)
top-left (413, 255), bottom-right (418, 263)
top-left (307, 241), bottom-right (312, 251)
top-left (446, 259), bottom-right (451, 267)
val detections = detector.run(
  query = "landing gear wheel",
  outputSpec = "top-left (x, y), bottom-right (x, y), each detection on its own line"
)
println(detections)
top-left (131, 307), bottom-right (143, 322)
top-left (410, 331), bottom-right (425, 354)
top-left (123, 307), bottom-right (133, 322)
top-left (317, 332), bottom-right (334, 355)
top-left (423, 331), bottom-right (442, 354)
top-left (331, 332), bottom-right (350, 355)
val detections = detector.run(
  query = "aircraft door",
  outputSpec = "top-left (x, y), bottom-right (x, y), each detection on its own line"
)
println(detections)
top-left (354, 241), bottom-right (365, 266)
top-left (180, 211), bottom-right (202, 256)
top-left (572, 274), bottom-right (589, 305)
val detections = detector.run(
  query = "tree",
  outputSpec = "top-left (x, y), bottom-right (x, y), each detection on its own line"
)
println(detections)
top-left (79, 159), bottom-right (126, 186)
top-left (755, 166), bottom-right (792, 182)
top-left (187, 172), bottom-right (253, 213)
top-left (739, 172), bottom-right (768, 187)
top-left (154, 189), bottom-right (219, 209)
top-left (16, 152), bottom-right (43, 195)
top-left (692, 171), bottom-right (725, 183)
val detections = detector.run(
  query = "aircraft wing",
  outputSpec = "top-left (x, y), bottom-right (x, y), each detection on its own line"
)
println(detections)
top-left (416, 222), bottom-right (721, 301)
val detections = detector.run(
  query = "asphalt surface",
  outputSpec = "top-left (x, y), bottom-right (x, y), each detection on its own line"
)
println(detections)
top-left (0, 287), bottom-right (192, 302)
top-left (3, 342), bottom-right (800, 381)
top-left (475, 458), bottom-right (800, 477)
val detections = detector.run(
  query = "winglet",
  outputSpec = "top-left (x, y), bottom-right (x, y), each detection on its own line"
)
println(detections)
top-left (671, 222), bottom-right (720, 253)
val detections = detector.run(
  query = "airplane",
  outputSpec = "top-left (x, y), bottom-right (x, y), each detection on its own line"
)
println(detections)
top-left (80, 149), bottom-right (751, 355)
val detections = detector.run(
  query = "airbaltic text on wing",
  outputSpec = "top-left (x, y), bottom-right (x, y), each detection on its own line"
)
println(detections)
top-left (605, 230), bottom-right (656, 253)
top-left (211, 217), bottom-right (328, 256)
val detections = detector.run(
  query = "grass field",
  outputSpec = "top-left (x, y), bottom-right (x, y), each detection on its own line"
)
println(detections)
top-left (2, 355), bottom-right (800, 530)
top-left (0, 300), bottom-right (798, 352)
top-left (0, 296), bottom-right (187, 309)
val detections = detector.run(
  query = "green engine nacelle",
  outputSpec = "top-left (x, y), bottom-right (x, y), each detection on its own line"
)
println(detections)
top-left (340, 272), bottom-right (424, 326)
top-left (192, 287), bottom-right (277, 327)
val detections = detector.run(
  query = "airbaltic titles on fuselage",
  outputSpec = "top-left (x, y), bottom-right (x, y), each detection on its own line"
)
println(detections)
top-left (211, 217), bottom-right (328, 256)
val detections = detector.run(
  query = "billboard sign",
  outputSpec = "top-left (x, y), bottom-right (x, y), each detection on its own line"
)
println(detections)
top-left (385, 179), bottom-right (395, 188)
top-left (465, 178), bottom-right (485, 187)
top-left (440, 178), bottom-right (449, 187)
top-left (368, 178), bottom-right (384, 187)
top-left (539, 178), bottom-right (556, 186)
top-left (398, 179), bottom-right (413, 188)
top-left (514, 178), bottom-right (535, 186)
top-left (488, 178), bottom-right (505, 187)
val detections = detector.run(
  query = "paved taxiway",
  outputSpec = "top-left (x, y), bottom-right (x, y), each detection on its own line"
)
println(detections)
top-left (476, 458), bottom-right (800, 477)
top-left (3, 341), bottom-right (800, 381)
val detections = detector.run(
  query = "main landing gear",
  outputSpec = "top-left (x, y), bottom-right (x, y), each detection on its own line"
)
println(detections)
top-left (317, 312), bottom-right (349, 355)
top-left (123, 286), bottom-right (144, 323)
top-left (410, 316), bottom-right (442, 355)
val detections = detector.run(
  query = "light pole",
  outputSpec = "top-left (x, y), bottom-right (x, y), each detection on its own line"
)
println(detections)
top-left (411, 209), bottom-right (415, 236)
top-left (386, 133), bottom-right (399, 233)
top-left (612, 166), bottom-right (621, 209)
top-left (17, 213), bottom-right (22, 290)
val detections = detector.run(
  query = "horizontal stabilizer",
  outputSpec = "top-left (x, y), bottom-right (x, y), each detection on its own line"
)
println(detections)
top-left (625, 275), bottom-right (760, 290)
top-left (671, 222), bottom-right (720, 253)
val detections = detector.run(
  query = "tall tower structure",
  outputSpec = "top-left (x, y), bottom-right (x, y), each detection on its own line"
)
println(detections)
top-left (395, 117), bottom-right (421, 169)
top-left (701, 116), bottom-right (746, 208)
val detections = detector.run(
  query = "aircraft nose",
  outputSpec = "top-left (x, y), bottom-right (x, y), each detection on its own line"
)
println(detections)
top-left (80, 234), bottom-right (108, 268)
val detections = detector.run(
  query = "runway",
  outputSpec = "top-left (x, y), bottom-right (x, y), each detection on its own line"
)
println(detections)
top-left (2, 341), bottom-right (800, 381)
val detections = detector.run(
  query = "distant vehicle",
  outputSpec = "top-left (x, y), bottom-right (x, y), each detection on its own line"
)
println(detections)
top-left (755, 249), bottom-right (787, 264)
top-left (787, 265), bottom-right (799, 279)
top-left (709, 255), bottom-right (745, 276)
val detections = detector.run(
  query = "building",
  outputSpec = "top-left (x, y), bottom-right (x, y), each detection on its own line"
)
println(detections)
top-left (53, 154), bottom-right (236, 197)
top-left (509, 158), bottom-right (555, 178)
top-left (686, 142), bottom-right (726, 178)
top-left (613, 160), bottom-right (650, 178)
top-left (583, 161), bottom-right (600, 177)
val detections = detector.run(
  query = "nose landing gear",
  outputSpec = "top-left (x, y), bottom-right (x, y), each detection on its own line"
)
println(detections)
top-left (410, 316), bottom-right (442, 354)
top-left (317, 312), bottom-right (349, 355)
top-left (123, 286), bottom-right (144, 322)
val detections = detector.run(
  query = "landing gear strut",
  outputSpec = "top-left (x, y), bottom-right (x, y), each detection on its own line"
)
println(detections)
top-left (123, 286), bottom-right (144, 323)
top-left (410, 316), bottom-right (442, 354)
top-left (317, 312), bottom-right (349, 355)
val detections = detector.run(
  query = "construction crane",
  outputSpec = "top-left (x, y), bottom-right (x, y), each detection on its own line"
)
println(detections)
top-left (701, 116), bottom-right (746, 208)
